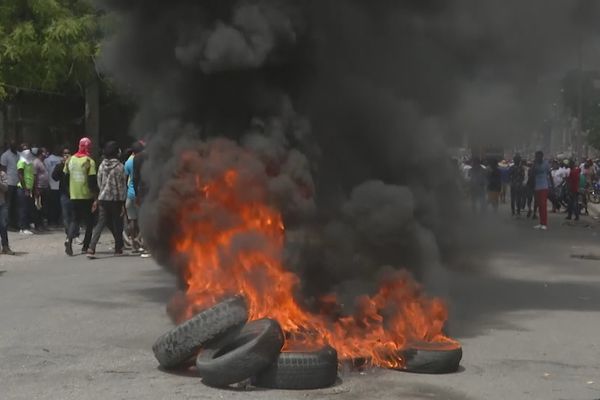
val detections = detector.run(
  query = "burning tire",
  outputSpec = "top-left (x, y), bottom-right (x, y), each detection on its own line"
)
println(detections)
top-left (252, 346), bottom-right (338, 390)
top-left (398, 342), bottom-right (462, 374)
top-left (152, 296), bottom-right (248, 369)
top-left (195, 318), bottom-right (285, 387)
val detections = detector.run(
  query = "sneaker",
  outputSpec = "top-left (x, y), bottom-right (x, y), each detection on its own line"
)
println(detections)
top-left (140, 252), bottom-right (151, 258)
top-left (86, 249), bottom-right (96, 259)
top-left (114, 249), bottom-right (124, 256)
top-left (2, 247), bottom-right (15, 255)
top-left (533, 225), bottom-right (542, 230)
top-left (64, 240), bottom-right (73, 256)
top-left (540, 225), bottom-right (548, 230)
top-left (19, 229), bottom-right (34, 235)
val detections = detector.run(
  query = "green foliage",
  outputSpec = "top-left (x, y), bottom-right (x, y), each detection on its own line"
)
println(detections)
top-left (0, 0), bottom-right (101, 99)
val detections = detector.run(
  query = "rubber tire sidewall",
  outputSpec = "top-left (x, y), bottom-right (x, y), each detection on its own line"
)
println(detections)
top-left (252, 346), bottom-right (338, 390)
top-left (196, 319), bottom-right (284, 387)
top-left (400, 346), bottom-right (462, 374)
top-left (152, 296), bottom-right (248, 369)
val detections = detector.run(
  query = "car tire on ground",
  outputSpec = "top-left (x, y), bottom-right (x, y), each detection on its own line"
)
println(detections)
top-left (152, 296), bottom-right (248, 369)
top-left (252, 346), bottom-right (338, 390)
top-left (195, 318), bottom-right (284, 387)
top-left (398, 341), bottom-right (462, 374)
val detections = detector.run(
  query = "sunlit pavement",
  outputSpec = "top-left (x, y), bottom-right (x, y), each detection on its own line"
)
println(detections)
top-left (1, 210), bottom-right (600, 400)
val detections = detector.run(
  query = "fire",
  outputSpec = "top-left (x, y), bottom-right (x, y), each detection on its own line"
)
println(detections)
top-left (169, 144), bottom-right (458, 369)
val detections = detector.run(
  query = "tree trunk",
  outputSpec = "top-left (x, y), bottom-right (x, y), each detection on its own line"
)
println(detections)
top-left (85, 77), bottom-right (100, 157)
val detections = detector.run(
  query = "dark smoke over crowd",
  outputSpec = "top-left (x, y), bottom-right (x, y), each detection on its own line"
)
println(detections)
top-left (96, 0), bottom-right (600, 301)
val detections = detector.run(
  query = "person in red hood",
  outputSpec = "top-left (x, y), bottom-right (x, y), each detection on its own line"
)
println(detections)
top-left (566, 159), bottom-right (581, 221)
top-left (63, 137), bottom-right (98, 256)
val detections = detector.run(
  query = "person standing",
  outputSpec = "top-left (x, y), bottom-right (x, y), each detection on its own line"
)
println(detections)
top-left (550, 160), bottom-right (566, 213)
top-left (508, 155), bottom-right (525, 216)
top-left (64, 137), bottom-right (97, 256)
top-left (32, 148), bottom-right (50, 230)
top-left (468, 157), bottom-right (487, 214)
top-left (532, 151), bottom-right (552, 230)
top-left (498, 160), bottom-right (510, 204)
top-left (0, 167), bottom-right (15, 254)
top-left (52, 146), bottom-right (78, 236)
top-left (0, 141), bottom-right (20, 230)
top-left (487, 160), bottom-right (502, 212)
top-left (44, 146), bottom-right (63, 227)
top-left (566, 159), bottom-right (581, 221)
top-left (87, 142), bottom-right (127, 258)
top-left (124, 141), bottom-right (144, 251)
top-left (16, 149), bottom-right (36, 235)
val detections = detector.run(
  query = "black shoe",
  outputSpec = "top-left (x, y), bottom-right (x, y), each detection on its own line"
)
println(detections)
top-left (81, 246), bottom-right (88, 254)
top-left (64, 240), bottom-right (73, 256)
top-left (2, 247), bottom-right (15, 255)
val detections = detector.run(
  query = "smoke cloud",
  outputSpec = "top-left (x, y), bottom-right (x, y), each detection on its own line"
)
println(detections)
top-left (97, 0), bottom-right (600, 304)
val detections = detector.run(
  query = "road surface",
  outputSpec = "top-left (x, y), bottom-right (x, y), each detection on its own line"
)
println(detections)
top-left (1, 208), bottom-right (600, 399)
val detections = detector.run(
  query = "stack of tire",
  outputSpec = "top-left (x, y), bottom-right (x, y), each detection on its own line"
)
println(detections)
top-left (152, 296), bottom-right (338, 389)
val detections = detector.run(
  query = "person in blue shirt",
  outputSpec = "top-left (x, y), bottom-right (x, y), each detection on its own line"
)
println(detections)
top-left (124, 141), bottom-right (145, 251)
top-left (532, 151), bottom-right (553, 230)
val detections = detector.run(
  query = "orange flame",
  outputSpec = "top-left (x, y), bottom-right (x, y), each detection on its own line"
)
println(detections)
top-left (171, 156), bottom-right (458, 369)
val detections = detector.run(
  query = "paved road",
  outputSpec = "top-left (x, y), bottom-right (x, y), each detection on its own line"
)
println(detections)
top-left (2, 208), bottom-right (600, 400)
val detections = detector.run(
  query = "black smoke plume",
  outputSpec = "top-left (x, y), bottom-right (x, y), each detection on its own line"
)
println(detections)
top-left (97, 0), bottom-right (600, 303)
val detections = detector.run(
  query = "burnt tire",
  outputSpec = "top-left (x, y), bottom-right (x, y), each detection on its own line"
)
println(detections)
top-left (152, 296), bottom-right (248, 369)
top-left (195, 318), bottom-right (284, 387)
top-left (399, 342), bottom-right (462, 374)
top-left (252, 346), bottom-right (338, 390)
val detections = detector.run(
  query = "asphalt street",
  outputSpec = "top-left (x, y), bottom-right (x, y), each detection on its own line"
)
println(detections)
top-left (1, 207), bottom-right (600, 400)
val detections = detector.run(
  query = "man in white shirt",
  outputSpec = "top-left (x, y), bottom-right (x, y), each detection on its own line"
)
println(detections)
top-left (0, 141), bottom-right (20, 230)
top-left (44, 146), bottom-right (63, 226)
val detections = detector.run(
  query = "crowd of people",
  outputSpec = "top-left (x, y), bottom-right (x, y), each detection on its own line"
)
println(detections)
top-left (461, 151), bottom-right (599, 230)
top-left (0, 137), bottom-right (147, 258)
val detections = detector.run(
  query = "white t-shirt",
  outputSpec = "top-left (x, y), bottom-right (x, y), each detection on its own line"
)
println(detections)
top-left (44, 154), bottom-right (62, 190)
top-left (551, 168), bottom-right (569, 187)
top-left (0, 149), bottom-right (19, 186)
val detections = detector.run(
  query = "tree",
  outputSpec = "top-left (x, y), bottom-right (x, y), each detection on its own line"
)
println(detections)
top-left (0, 0), bottom-right (101, 98)
top-left (561, 70), bottom-right (600, 151)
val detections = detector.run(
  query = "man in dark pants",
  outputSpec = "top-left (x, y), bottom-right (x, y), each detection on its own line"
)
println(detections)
top-left (64, 138), bottom-right (97, 256)
top-left (87, 142), bottom-right (127, 257)
top-left (566, 160), bottom-right (581, 221)
top-left (508, 155), bottom-right (525, 216)
top-left (0, 141), bottom-right (20, 230)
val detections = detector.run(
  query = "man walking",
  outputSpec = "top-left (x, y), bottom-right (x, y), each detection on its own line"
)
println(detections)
top-left (124, 141), bottom-right (144, 251)
top-left (0, 141), bottom-right (20, 230)
top-left (64, 138), bottom-right (97, 256)
top-left (87, 142), bottom-right (127, 258)
top-left (532, 151), bottom-right (552, 230)
top-left (566, 159), bottom-right (581, 221)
